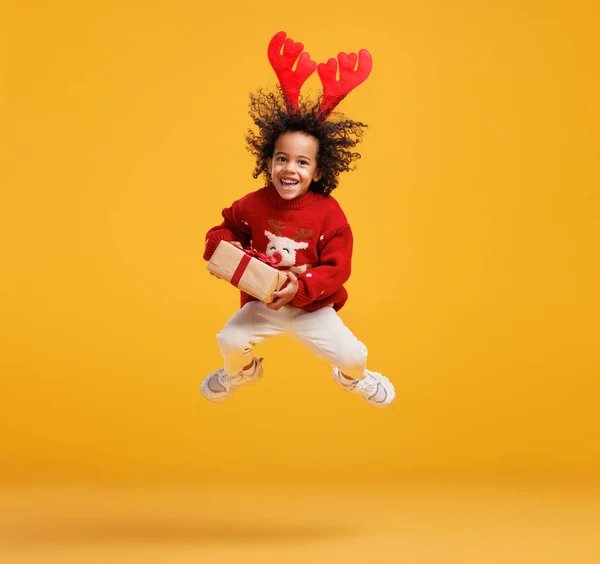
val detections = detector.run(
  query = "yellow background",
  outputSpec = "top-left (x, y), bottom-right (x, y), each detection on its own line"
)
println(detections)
top-left (2, 0), bottom-right (599, 488)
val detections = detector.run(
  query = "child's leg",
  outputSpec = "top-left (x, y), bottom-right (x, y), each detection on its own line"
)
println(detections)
top-left (217, 301), bottom-right (288, 375)
top-left (289, 306), bottom-right (368, 380)
top-left (289, 306), bottom-right (395, 407)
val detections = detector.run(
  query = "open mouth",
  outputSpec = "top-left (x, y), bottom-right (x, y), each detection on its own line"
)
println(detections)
top-left (279, 178), bottom-right (299, 190)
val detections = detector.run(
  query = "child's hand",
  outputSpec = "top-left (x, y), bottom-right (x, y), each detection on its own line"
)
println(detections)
top-left (267, 271), bottom-right (298, 311)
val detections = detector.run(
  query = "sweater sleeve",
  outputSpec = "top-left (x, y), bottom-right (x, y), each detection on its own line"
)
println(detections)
top-left (203, 200), bottom-right (252, 261)
top-left (290, 223), bottom-right (353, 308)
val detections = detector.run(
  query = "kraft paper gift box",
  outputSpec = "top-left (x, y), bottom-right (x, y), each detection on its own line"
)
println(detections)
top-left (207, 240), bottom-right (288, 304)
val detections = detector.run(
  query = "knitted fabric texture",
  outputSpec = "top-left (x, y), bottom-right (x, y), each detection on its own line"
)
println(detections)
top-left (204, 185), bottom-right (352, 311)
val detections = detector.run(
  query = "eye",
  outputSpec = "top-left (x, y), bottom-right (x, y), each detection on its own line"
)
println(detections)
top-left (269, 247), bottom-right (276, 251)
top-left (298, 160), bottom-right (308, 166)
top-left (276, 156), bottom-right (286, 162)
top-left (283, 248), bottom-right (289, 253)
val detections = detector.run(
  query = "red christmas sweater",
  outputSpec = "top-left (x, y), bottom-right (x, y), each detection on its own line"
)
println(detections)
top-left (203, 184), bottom-right (353, 311)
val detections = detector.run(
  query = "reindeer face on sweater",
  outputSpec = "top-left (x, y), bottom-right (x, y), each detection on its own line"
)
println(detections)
top-left (263, 221), bottom-right (314, 274)
top-left (264, 231), bottom-right (308, 268)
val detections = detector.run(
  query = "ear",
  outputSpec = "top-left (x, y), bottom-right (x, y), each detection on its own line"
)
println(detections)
top-left (313, 168), bottom-right (322, 182)
top-left (267, 157), bottom-right (273, 172)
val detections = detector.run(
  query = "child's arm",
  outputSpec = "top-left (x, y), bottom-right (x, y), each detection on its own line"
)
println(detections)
top-left (203, 202), bottom-right (251, 261)
top-left (289, 224), bottom-right (353, 308)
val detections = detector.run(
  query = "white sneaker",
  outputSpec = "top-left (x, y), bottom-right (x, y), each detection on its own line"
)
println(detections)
top-left (201, 357), bottom-right (264, 403)
top-left (332, 367), bottom-right (395, 408)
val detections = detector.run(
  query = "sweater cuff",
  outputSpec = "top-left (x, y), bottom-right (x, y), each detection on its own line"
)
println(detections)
top-left (290, 279), bottom-right (311, 308)
top-left (203, 232), bottom-right (238, 261)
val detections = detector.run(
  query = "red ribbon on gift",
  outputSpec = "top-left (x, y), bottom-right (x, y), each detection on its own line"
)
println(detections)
top-left (230, 247), bottom-right (282, 288)
top-left (242, 247), bottom-right (282, 267)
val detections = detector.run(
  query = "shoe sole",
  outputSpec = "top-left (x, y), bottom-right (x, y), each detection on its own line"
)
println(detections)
top-left (200, 358), bottom-right (264, 403)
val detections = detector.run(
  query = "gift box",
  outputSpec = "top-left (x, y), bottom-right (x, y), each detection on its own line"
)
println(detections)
top-left (207, 240), bottom-right (288, 303)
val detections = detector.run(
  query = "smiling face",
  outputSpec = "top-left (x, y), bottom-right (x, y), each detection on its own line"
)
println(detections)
top-left (268, 131), bottom-right (321, 200)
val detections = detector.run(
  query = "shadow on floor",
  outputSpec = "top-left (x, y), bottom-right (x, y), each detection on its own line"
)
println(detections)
top-left (4, 517), bottom-right (354, 547)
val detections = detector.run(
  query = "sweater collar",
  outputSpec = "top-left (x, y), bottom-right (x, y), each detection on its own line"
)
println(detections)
top-left (262, 184), bottom-right (323, 210)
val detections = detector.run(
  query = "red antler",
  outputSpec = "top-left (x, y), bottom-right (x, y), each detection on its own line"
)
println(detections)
top-left (268, 31), bottom-right (317, 113)
top-left (317, 49), bottom-right (373, 120)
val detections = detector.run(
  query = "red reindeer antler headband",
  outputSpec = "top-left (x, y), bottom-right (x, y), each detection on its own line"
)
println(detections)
top-left (267, 31), bottom-right (372, 121)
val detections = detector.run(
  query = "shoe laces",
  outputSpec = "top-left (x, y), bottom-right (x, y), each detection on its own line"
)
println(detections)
top-left (218, 370), bottom-right (232, 385)
top-left (357, 374), bottom-right (379, 397)
top-left (220, 363), bottom-right (254, 386)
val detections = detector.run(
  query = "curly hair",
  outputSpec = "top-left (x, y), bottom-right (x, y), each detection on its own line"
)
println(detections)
top-left (246, 89), bottom-right (367, 196)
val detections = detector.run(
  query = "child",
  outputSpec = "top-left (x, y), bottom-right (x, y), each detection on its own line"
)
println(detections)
top-left (200, 32), bottom-right (395, 408)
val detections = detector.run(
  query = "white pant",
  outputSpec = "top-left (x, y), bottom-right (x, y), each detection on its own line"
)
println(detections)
top-left (217, 301), bottom-right (368, 380)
